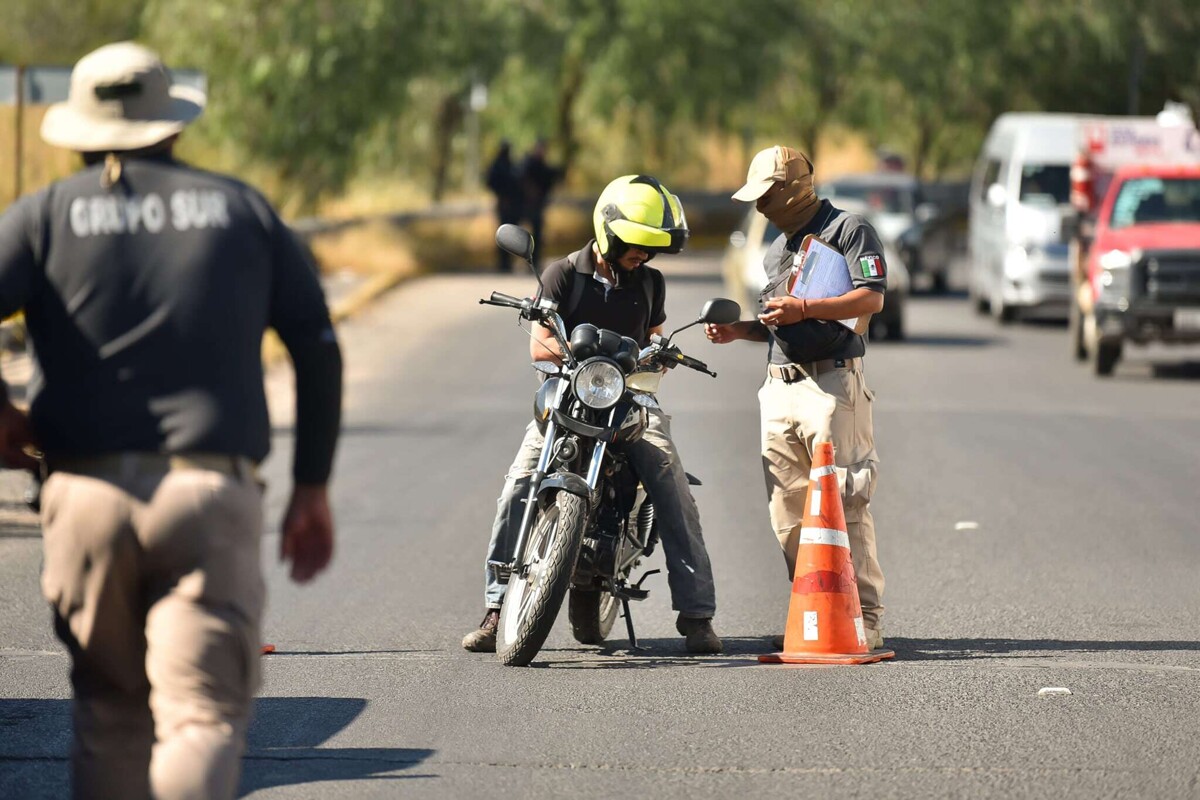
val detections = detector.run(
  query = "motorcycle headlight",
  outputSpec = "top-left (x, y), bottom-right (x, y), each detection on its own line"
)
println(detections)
top-left (572, 358), bottom-right (625, 410)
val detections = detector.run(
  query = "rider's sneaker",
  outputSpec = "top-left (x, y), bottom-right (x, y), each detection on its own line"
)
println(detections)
top-left (461, 609), bottom-right (500, 652)
top-left (676, 614), bottom-right (723, 654)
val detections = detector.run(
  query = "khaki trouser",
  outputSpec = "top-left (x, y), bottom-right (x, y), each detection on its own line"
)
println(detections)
top-left (40, 454), bottom-right (265, 800)
top-left (758, 364), bottom-right (885, 630)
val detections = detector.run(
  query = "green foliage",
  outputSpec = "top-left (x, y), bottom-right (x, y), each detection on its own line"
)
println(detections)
top-left (0, 0), bottom-right (146, 64)
top-left (7, 0), bottom-right (1200, 204)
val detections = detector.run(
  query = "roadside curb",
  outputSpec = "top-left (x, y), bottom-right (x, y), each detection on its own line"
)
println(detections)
top-left (262, 264), bottom-right (415, 367)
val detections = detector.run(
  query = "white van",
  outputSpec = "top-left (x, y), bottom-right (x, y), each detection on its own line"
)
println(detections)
top-left (968, 113), bottom-right (1082, 322)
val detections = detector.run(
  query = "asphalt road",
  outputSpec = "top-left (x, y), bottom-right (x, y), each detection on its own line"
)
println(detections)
top-left (3, 251), bottom-right (1199, 799)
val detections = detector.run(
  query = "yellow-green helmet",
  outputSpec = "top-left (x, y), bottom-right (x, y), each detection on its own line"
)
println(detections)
top-left (593, 175), bottom-right (689, 263)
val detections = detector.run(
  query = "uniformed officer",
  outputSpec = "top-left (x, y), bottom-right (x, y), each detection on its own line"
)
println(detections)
top-left (705, 146), bottom-right (887, 651)
top-left (0, 43), bottom-right (343, 799)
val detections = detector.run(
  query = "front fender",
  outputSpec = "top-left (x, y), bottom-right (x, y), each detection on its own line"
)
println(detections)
top-left (537, 473), bottom-right (591, 508)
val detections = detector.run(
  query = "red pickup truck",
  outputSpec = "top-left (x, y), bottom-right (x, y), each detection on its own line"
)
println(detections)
top-left (1072, 162), bottom-right (1200, 375)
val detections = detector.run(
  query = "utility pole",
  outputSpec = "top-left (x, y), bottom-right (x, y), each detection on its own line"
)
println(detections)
top-left (465, 80), bottom-right (488, 193)
top-left (1127, 29), bottom-right (1144, 116)
top-left (14, 64), bottom-right (25, 199)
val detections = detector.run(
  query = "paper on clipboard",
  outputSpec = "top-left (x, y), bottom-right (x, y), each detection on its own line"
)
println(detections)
top-left (786, 235), bottom-right (870, 334)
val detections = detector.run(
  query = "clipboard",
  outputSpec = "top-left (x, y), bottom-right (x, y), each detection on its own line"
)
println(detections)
top-left (786, 234), bottom-right (872, 335)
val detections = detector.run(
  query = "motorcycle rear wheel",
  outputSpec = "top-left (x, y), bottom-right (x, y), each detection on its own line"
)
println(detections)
top-left (568, 589), bottom-right (620, 644)
top-left (497, 492), bottom-right (587, 666)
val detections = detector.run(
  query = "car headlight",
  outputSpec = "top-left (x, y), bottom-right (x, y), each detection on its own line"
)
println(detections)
top-left (1003, 245), bottom-right (1031, 279)
top-left (572, 358), bottom-right (625, 410)
top-left (1099, 249), bottom-right (1133, 272)
top-left (1097, 249), bottom-right (1134, 301)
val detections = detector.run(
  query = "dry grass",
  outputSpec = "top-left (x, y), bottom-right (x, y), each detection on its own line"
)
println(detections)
top-left (0, 106), bottom-right (76, 206)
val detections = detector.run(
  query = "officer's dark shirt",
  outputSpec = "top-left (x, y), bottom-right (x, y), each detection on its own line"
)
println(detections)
top-left (0, 155), bottom-right (342, 483)
top-left (540, 241), bottom-right (666, 346)
top-left (761, 200), bottom-right (888, 365)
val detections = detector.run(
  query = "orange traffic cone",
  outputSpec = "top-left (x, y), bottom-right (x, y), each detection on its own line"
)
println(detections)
top-left (759, 442), bottom-right (894, 665)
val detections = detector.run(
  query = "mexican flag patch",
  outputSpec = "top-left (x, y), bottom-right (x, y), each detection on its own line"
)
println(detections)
top-left (860, 254), bottom-right (885, 278)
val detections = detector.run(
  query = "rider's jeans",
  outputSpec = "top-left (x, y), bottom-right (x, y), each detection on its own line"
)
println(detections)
top-left (484, 409), bottom-right (717, 618)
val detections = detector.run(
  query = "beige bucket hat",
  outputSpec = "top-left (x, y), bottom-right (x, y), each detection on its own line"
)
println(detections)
top-left (40, 41), bottom-right (205, 152)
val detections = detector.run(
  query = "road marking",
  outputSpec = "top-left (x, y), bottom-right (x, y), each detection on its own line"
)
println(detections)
top-left (955, 521), bottom-right (980, 531)
top-left (1038, 687), bottom-right (1073, 696)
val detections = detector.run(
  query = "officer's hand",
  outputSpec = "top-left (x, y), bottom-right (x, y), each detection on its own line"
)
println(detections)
top-left (758, 296), bottom-right (807, 326)
top-left (280, 484), bottom-right (335, 584)
top-left (704, 323), bottom-right (739, 344)
top-left (0, 401), bottom-right (38, 471)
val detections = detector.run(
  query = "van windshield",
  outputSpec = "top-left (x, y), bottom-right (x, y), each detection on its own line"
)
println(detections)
top-left (1018, 164), bottom-right (1070, 206)
top-left (1110, 177), bottom-right (1200, 229)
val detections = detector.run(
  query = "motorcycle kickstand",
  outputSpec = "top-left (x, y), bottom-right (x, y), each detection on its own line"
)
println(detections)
top-left (620, 569), bottom-right (661, 651)
top-left (621, 598), bottom-right (643, 651)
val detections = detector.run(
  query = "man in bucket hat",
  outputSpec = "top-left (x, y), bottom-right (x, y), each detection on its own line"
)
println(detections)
top-left (705, 145), bottom-right (888, 652)
top-left (0, 42), bottom-right (343, 799)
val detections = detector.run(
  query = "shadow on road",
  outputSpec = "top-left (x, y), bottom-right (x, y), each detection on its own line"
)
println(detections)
top-left (240, 697), bottom-right (436, 795)
top-left (878, 334), bottom-right (997, 348)
top-left (0, 697), bottom-right (436, 797)
top-left (530, 636), bottom-right (772, 669)
top-left (1149, 361), bottom-right (1200, 380)
top-left (890, 637), bottom-right (1200, 661)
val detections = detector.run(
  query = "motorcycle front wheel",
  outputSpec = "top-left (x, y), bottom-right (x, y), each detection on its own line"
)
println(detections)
top-left (568, 588), bottom-right (620, 644)
top-left (497, 492), bottom-right (587, 666)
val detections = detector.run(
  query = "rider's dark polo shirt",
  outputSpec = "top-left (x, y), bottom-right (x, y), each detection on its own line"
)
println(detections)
top-left (540, 240), bottom-right (666, 346)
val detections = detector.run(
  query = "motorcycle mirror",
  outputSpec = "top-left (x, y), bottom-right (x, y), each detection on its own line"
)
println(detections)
top-left (496, 223), bottom-right (546, 294)
top-left (496, 223), bottom-right (534, 261)
top-left (663, 298), bottom-right (743, 345)
top-left (699, 298), bottom-right (741, 325)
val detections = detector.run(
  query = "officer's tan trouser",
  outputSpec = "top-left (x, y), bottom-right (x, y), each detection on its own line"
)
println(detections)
top-left (39, 455), bottom-right (265, 800)
top-left (759, 365), bottom-right (885, 629)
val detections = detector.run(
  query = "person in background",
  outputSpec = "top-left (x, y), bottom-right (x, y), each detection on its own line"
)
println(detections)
top-left (486, 140), bottom-right (523, 273)
top-left (0, 42), bottom-right (342, 799)
top-left (519, 137), bottom-right (563, 268)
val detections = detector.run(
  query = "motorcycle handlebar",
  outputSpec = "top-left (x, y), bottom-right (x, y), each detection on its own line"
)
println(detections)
top-left (677, 353), bottom-right (716, 376)
top-left (490, 291), bottom-right (523, 306)
top-left (655, 345), bottom-right (716, 377)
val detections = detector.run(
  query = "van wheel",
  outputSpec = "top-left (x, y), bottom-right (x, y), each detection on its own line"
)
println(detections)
top-left (1068, 301), bottom-right (1087, 361)
top-left (1092, 338), bottom-right (1122, 377)
top-left (992, 290), bottom-right (1015, 324)
top-left (969, 283), bottom-right (990, 314)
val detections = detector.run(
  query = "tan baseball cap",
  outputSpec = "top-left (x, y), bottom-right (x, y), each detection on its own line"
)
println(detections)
top-left (731, 145), bottom-right (814, 202)
top-left (40, 42), bottom-right (205, 153)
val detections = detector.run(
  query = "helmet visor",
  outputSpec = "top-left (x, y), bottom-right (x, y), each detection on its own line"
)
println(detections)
top-left (607, 218), bottom-right (673, 251)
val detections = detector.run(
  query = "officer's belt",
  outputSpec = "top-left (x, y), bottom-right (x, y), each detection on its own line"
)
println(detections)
top-left (45, 452), bottom-right (259, 481)
top-left (767, 358), bottom-right (859, 383)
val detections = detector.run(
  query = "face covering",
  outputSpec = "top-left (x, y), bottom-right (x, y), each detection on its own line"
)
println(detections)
top-left (755, 147), bottom-right (820, 236)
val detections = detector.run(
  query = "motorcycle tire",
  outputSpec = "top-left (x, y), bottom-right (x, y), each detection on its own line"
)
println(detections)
top-left (497, 492), bottom-right (587, 666)
top-left (568, 588), bottom-right (620, 644)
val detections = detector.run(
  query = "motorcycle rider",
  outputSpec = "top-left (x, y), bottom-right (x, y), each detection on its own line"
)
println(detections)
top-left (463, 175), bottom-right (722, 654)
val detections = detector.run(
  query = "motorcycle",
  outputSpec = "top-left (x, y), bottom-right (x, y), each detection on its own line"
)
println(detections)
top-left (480, 224), bottom-right (740, 666)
